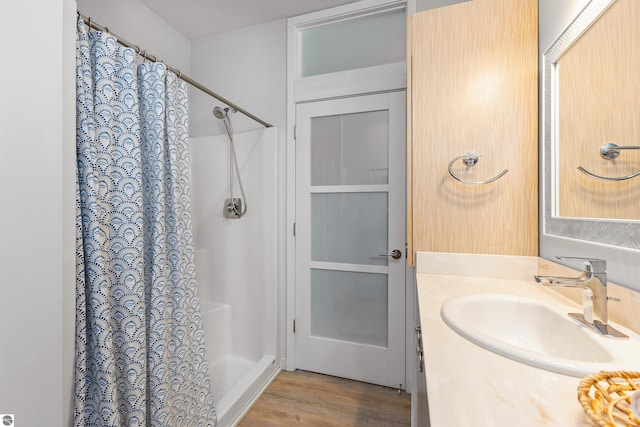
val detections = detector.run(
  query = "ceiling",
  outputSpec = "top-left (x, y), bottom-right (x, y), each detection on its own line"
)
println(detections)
top-left (139, 0), bottom-right (363, 40)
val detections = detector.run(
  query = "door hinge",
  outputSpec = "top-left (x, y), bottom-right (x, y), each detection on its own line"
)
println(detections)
top-left (293, 319), bottom-right (296, 333)
top-left (293, 125), bottom-right (296, 140)
top-left (293, 222), bottom-right (296, 236)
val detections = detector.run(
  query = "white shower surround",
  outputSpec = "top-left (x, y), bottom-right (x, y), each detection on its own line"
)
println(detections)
top-left (190, 127), bottom-right (280, 426)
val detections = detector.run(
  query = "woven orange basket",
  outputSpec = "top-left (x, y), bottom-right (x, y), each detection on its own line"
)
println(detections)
top-left (578, 370), bottom-right (640, 427)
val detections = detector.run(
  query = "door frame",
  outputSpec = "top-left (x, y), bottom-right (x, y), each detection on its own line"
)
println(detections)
top-left (285, 0), bottom-right (410, 385)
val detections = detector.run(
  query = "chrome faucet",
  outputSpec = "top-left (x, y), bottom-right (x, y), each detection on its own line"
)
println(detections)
top-left (534, 256), bottom-right (627, 339)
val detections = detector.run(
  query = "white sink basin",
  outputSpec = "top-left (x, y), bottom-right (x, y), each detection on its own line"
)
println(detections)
top-left (441, 293), bottom-right (640, 377)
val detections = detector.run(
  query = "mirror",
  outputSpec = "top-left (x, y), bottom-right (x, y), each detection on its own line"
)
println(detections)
top-left (541, 0), bottom-right (640, 290)
top-left (554, 0), bottom-right (640, 221)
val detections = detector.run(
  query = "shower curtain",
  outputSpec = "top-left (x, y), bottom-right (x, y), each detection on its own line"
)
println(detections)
top-left (74, 19), bottom-right (217, 426)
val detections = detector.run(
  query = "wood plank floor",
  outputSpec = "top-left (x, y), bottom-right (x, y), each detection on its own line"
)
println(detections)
top-left (237, 370), bottom-right (411, 426)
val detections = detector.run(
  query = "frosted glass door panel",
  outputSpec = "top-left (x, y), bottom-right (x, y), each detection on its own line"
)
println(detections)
top-left (311, 193), bottom-right (388, 266)
top-left (310, 269), bottom-right (388, 347)
top-left (311, 111), bottom-right (389, 186)
top-left (300, 9), bottom-right (406, 77)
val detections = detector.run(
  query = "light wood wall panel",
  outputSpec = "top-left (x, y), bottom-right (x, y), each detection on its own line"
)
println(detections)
top-left (558, 0), bottom-right (640, 220)
top-left (408, 0), bottom-right (538, 264)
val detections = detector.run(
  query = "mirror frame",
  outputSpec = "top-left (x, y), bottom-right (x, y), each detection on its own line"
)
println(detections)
top-left (541, 0), bottom-right (640, 290)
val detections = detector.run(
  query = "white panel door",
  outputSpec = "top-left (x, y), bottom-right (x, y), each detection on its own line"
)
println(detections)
top-left (295, 91), bottom-right (406, 388)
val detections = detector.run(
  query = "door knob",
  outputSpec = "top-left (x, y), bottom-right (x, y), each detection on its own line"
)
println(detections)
top-left (380, 249), bottom-right (402, 259)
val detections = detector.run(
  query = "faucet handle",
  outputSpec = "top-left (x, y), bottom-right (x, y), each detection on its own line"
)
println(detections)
top-left (556, 256), bottom-right (606, 273)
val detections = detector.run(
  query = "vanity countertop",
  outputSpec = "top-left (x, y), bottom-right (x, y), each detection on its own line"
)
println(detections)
top-left (416, 252), bottom-right (597, 427)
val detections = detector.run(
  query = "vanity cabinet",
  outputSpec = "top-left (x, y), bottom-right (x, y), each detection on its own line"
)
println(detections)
top-left (406, 0), bottom-right (538, 265)
top-left (412, 299), bottom-right (430, 426)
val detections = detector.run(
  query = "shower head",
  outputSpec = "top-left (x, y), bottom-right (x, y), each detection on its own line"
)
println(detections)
top-left (213, 106), bottom-right (227, 119)
top-left (212, 106), bottom-right (236, 120)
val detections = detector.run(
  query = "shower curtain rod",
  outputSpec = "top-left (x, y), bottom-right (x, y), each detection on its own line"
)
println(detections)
top-left (78, 13), bottom-right (273, 128)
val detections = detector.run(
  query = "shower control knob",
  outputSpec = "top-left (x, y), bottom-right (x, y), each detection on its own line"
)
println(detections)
top-left (380, 249), bottom-right (402, 259)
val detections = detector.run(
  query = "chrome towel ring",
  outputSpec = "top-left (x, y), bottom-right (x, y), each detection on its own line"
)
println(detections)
top-left (577, 143), bottom-right (640, 181)
top-left (448, 152), bottom-right (508, 185)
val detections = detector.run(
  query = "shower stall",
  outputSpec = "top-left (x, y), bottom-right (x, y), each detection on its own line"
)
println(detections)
top-left (190, 126), bottom-right (280, 426)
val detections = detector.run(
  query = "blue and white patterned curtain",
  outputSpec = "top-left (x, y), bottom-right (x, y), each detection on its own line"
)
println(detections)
top-left (74, 18), bottom-right (217, 426)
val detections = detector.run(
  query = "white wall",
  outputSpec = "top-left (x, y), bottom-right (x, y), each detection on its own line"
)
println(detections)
top-left (0, 0), bottom-right (75, 425)
top-left (189, 19), bottom-right (287, 137)
top-left (76, 0), bottom-right (190, 72)
top-left (411, 0), bottom-right (471, 13)
top-left (62, 2), bottom-right (78, 423)
top-left (538, 0), bottom-right (589, 54)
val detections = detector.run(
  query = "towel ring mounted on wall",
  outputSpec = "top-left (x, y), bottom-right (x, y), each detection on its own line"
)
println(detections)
top-left (577, 143), bottom-right (640, 181)
top-left (448, 152), bottom-right (508, 185)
